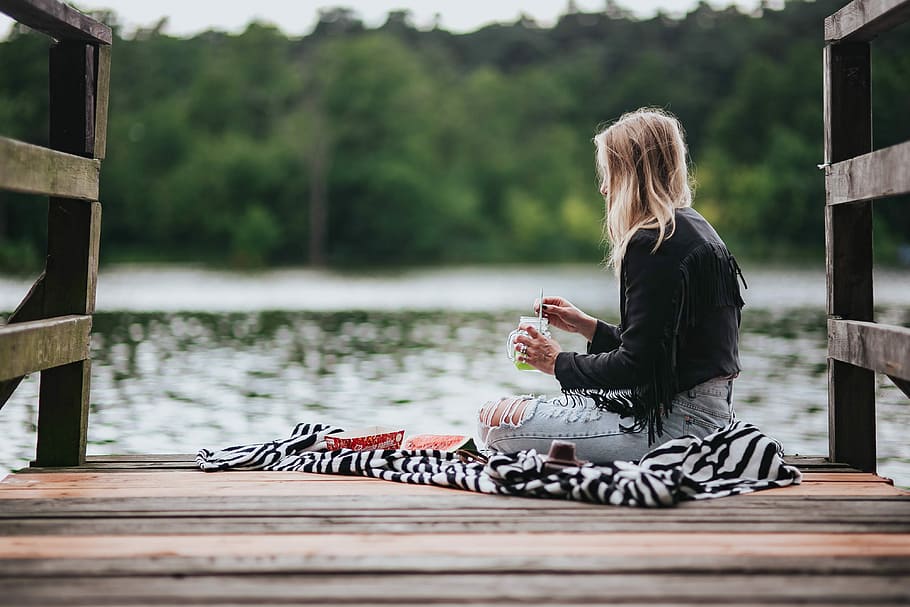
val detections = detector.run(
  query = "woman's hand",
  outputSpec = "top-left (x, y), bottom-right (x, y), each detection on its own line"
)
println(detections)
top-left (534, 296), bottom-right (598, 341)
top-left (513, 325), bottom-right (562, 375)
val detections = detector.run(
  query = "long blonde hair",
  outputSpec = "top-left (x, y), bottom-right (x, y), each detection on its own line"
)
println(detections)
top-left (594, 108), bottom-right (693, 273)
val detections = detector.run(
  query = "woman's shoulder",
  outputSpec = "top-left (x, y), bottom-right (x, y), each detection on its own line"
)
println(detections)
top-left (625, 207), bottom-right (725, 266)
top-left (627, 207), bottom-right (703, 248)
top-left (674, 207), bottom-right (724, 243)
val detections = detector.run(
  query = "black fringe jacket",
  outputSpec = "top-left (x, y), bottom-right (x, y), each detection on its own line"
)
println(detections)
top-left (554, 207), bottom-right (746, 443)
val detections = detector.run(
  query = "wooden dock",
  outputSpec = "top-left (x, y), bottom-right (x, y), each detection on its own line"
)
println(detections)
top-left (1, 455), bottom-right (908, 606)
top-left (1, 0), bottom-right (910, 604)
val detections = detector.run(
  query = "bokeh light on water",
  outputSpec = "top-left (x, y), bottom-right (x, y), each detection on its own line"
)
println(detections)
top-left (0, 265), bottom-right (908, 486)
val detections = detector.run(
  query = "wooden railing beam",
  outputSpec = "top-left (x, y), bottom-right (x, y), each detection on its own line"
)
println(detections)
top-left (826, 140), bottom-right (910, 205)
top-left (0, 136), bottom-right (100, 200)
top-left (0, 315), bottom-right (91, 381)
top-left (0, 0), bottom-right (112, 44)
top-left (825, 0), bottom-right (910, 42)
top-left (828, 319), bottom-right (910, 381)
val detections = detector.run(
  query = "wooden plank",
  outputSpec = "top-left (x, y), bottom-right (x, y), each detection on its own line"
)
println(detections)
top-left (824, 43), bottom-right (872, 167)
top-left (0, 137), bottom-right (100, 200)
top-left (49, 41), bottom-right (95, 158)
top-left (825, 0), bottom-right (910, 42)
top-left (0, 479), bottom-right (469, 499)
top-left (35, 360), bottom-right (91, 467)
top-left (22, 455), bottom-right (865, 474)
top-left (2, 493), bottom-right (908, 517)
top-left (0, 0), bottom-right (112, 44)
top-left (0, 532), bottom-right (908, 560)
top-left (828, 358), bottom-right (877, 472)
top-left (0, 573), bottom-right (908, 604)
top-left (799, 472), bottom-right (891, 483)
top-left (0, 469), bottom-right (900, 489)
top-left (1, 555), bottom-right (908, 578)
top-left (0, 470), bottom-right (892, 488)
top-left (26, 461), bottom-right (200, 472)
top-left (785, 455), bottom-right (861, 472)
top-left (44, 453), bottom-right (859, 470)
top-left (4, 515), bottom-right (910, 536)
top-left (3, 503), bottom-right (908, 523)
top-left (34, 41), bottom-right (102, 469)
top-left (0, 484), bottom-right (906, 510)
top-left (829, 319), bottom-right (910, 380)
top-left (0, 315), bottom-right (91, 381)
top-left (85, 454), bottom-right (198, 462)
top-left (0, 471), bottom-right (411, 486)
top-left (826, 139), bottom-right (910, 205)
top-left (0, 478), bottom-right (905, 499)
top-left (91, 44), bottom-right (110, 160)
top-left (27, 35), bottom-right (101, 466)
top-left (824, 40), bottom-right (876, 474)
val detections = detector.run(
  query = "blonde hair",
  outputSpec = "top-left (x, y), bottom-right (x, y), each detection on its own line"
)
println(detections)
top-left (594, 108), bottom-right (693, 274)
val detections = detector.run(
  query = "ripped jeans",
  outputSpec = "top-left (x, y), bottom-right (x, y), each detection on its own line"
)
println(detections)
top-left (477, 377), bottom-right (736, 464)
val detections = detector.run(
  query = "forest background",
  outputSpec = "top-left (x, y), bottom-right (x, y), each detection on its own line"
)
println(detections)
top-left (0, 0), bottom-right (908, 271)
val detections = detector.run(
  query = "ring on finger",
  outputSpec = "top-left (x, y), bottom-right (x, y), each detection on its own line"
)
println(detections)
top-left (519, 343), bottom-right (528, 354)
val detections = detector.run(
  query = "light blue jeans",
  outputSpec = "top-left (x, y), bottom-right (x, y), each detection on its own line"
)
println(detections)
top-left (478, 377), bottom-right (736, 464)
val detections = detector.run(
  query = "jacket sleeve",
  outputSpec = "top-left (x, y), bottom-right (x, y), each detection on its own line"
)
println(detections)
top-left (555, 234), bottom-right (679, 390)
top-left (587, 320), bottom-right (622, 354)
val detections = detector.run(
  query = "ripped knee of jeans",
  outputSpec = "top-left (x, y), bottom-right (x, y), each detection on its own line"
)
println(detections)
top-left (478, 396), bottom-right (536, 446)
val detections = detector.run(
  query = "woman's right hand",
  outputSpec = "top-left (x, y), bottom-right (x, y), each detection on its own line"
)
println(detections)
top-left (534, 296), bottom-right (598, 341)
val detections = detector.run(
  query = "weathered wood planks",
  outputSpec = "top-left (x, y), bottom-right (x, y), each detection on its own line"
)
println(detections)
top-left (0, 457), bottom-right (908, 606)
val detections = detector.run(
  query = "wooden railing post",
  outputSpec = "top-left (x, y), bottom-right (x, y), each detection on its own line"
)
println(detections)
top-left (34, 40), bottom-right (102, 467)
top-left (823, 41), bottom-right (876, 472)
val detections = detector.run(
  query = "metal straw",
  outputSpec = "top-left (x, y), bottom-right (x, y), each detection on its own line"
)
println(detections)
top-left (538, 288), bottom-right (544, 326)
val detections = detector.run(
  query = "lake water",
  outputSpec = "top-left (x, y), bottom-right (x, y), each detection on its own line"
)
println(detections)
top-left (1, 263), bottom-right (908, 486)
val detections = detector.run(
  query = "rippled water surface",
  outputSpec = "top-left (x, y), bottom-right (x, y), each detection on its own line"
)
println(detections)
top-left (1, 264), bottom-right (908, 486)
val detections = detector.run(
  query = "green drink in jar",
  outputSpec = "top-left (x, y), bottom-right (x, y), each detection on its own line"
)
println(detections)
top-left (506, 316), bottom-right (550, 372)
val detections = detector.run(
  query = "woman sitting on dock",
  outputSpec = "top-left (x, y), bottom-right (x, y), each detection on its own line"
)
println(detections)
top-left (479, 107), bottom-right (747, 464)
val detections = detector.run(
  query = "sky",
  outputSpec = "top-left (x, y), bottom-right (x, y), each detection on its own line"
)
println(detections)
top-left (0, 0), bottom-right (773, 38)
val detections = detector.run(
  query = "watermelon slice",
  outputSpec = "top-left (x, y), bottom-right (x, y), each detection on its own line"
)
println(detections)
top-left (402, 434), bottom-right (478, 452)
top-left (324, 426), bottom-right (404, 451)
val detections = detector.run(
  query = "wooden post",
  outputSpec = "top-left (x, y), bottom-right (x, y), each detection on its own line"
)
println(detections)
top-left (823, 42), bottom-right (876, 472)
top-left (35, 41), bottom-right (101, 467)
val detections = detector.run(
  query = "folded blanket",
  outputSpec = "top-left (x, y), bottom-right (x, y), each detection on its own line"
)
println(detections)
top-left (196, 420), bottom-right (801, 507)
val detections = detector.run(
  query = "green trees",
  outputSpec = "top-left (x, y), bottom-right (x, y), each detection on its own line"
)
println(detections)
top-left (0, 0), bottom-right (907, 271)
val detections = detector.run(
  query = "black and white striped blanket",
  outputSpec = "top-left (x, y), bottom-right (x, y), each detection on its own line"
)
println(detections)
top-left (196, 420), bottom-right (801, 507)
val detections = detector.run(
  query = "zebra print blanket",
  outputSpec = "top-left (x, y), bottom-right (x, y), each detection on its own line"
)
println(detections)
top-left (196, 420), bottom-right (801, 507)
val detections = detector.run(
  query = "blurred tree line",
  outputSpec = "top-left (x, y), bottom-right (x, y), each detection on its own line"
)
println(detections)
top-left (0, 0), bottom-right (908, 271)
